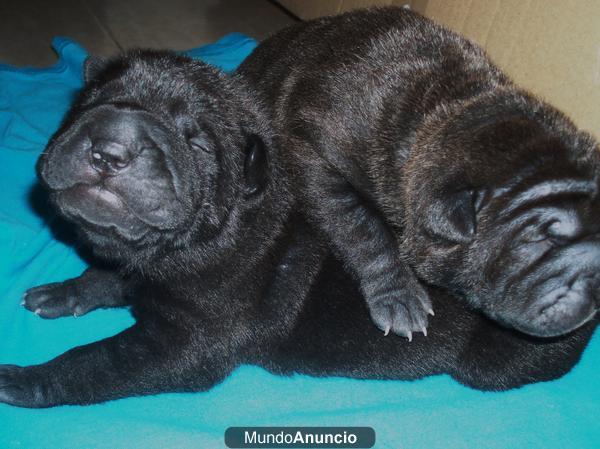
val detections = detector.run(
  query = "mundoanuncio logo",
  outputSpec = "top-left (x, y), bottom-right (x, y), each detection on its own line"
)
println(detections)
top-left (225, 427), bottom-right (375, 448)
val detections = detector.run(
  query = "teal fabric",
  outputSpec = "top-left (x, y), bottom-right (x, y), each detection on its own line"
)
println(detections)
top-left (0, 35), bottom-right (598, 449)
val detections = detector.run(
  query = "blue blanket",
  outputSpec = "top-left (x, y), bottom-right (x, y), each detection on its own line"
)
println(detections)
top-left (0, 35), bottom-right (598, 449)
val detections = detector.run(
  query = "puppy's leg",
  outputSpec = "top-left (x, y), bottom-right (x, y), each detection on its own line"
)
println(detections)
top-left (0, 321), bottom-right (229, 407)
top-left (23, 267), bottom-right (129, 319)
top-left (301, 160), bottom-right (432, 339)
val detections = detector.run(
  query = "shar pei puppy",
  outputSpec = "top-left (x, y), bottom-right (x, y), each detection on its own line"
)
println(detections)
top-left (238, 7), bottom-right (600, 339)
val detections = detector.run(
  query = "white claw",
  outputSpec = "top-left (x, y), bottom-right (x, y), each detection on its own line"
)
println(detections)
top-left (383, 325), bottom-right (391, 336)
top-left (427, 308), bottom-right (435, 316)
top-left (407, 331), bottom-right (413, 342)
top-left (422, 326), bottom-right (428, 337)
top-left (34, 308), bottom-right (41, 316)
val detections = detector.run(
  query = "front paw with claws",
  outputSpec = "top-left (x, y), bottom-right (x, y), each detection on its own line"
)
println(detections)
top-left (367, 280), bottom-right (433, 340)
top-left (23, 281), bottom-right (91, 319)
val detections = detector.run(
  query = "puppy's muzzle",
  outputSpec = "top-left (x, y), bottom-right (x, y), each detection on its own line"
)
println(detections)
top-left (518, 241), bottom-right (600, 337)
top-left (39, 104), bottom-right (154, 190)
top-left (38, 103), bottom-right (185, 241)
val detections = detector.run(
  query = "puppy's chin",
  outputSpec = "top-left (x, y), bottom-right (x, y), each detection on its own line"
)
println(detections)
top-left (55, 186), bottom-right (150, 242)
top-left (480, 240), bottom-right (600, 338)
top-left (50, 187), bottom-right (169, 263)
top-left (519, 289), bottom-right (597, 338)
top-left (512, 269), bottom-right (598, 338)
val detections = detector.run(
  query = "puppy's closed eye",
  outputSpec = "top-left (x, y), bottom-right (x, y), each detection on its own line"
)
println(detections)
top-left (521, 214), bottom-right (581, 246)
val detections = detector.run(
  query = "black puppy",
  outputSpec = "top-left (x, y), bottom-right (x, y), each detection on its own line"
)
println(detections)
top-left (1, 51), bottom-right (326, 407)
top-left (238, 7), bottom-right (600, 338)
top-left (0, 51), bottom-right (595, 408)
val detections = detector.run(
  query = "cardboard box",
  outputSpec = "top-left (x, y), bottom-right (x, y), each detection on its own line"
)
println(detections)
top-left (276, 1), bottom-right (426, 19)
top-left (276, 0), bottom-right (600, 139)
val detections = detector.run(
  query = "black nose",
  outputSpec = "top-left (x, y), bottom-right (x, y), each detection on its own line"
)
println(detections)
top-left (90, 139), bottom-right (134, 173)
top-left (39, 103), bottom-right (159, 190)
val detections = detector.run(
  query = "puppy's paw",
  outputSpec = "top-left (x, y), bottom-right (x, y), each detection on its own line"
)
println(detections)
top-left (0, 365), bottom-right (51, 408)
top-left (23, 281), bottom-right (90, 319)
top-left (367, 282), bottom-right (433, 340)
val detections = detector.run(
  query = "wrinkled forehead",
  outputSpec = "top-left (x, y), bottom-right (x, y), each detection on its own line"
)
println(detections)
top-left (55, 102), bottom-right (174, 149)
top-left (80, 62), bottom-right (183, 106)
top-left (480, 156), bottom-right (600, 225)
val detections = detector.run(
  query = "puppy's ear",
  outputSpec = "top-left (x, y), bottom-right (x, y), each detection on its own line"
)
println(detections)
top-left (423, 188), bottom-right (478, 243)
top-left (243, 134), bottom-right (269, 196)
top-left (83, 56), bottom-right (109, 83)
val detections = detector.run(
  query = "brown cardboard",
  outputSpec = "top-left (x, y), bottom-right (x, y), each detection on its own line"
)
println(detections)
top-left (421, 0), bottom-right (600, 139)
top-left (276, 0), bottom-right (600, 138)
top-left (339, 0), bottom-right (404, 14)
top-left (276, 0), bottom-right (341, 20)
top-left (276, 0), bottom-right (422, 19)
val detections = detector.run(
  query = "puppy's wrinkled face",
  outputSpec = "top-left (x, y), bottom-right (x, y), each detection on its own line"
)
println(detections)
top-left (407, 99), bottom-right (600, 337)
top-left (37, 51), bottom-right (263, 263)
top-left (40, 103), bottom-right (189, 244)
top-left (472, 161), bottom-right (600, 338)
